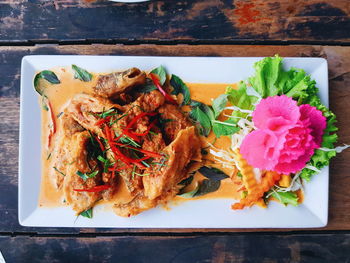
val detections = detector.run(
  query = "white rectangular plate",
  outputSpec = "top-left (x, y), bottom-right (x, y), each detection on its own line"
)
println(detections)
top-left (19, 56), bottom-right (329, 228)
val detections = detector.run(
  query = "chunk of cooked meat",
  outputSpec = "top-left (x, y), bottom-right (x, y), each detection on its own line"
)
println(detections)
top-left (114, 126), bottom-right (202, 217)
top-left (157, 103), bottom-right (192, 142)
top-left (119, 90), bottom-right (165, 131)
top-left (142, 132), bottom-right (166, 153)
top-left (67, 93), bottom-right (122, 137)
top-left (143, 126), bottom-right (201, 200)
top-left (93, 68), bottom-right (146, 99)
top-left (61, 112), bottom-right (85, 136)
top-left (49, 114), bottom-right (85, 189)
top-left (63, 131), bottom-right (103, 214)
top-left (114, 193), bottom-right (158, 217)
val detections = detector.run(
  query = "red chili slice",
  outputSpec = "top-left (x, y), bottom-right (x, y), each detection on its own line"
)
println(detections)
top-left (149, 73), bottom-right (177, 104)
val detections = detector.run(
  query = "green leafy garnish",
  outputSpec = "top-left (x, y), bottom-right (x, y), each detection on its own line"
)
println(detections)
top-left (271, 191), bottom-right (299, 206)
top-left (241, 191), bottom-right (248, 199)
top-left (80, 208), bottom-right (93, 219)
top-left (190, 100), bottom-right (239, 138)
top-left (178, 175), bottom-right (194, 187)
top-left (138, 79), bottom-right (157, 93)
top-left (194, 179), bottom-right (221, 197)
top-left (53, 166), bottom-right (65, 177)
top-left (76, 170), bottom-right (99, 181)
top-left (212, 119), bottom-right (240, 138)
top-left (170, 74), bottom-right (191, 105)
top-left (97, 155), bottom-right (113, 173)
top-left (189, 106), bottom-right (212, 136)
top-left (97, 108), bottom-right (117, 119)
top-left (226, 82), bottom-right (257, 118)
top-left (150, 65), bottom-right (167, 85)
top-left (34, 70), bottom-right (60, 95)
top-left (178, 185), bottom-right (199, 198)
top-left (212, 94), bottom-right (228, 118)
top-left (72, 64), bottom-right (92, 82)
top-left (41, 95), bottom-right (49, 111)
top-left (198, 166), bottom-right (229, 181)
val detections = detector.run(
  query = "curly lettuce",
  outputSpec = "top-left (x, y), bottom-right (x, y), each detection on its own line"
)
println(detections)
top-left (227, 55), bottom-right (339, 181)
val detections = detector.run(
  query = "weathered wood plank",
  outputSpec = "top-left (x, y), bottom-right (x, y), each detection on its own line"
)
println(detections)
top-left (0, 45), bottom-right (349, 233)
top-left (0, 0), bottom-right (349, 43)
top-left (1, 234), bottom-right (350, 263)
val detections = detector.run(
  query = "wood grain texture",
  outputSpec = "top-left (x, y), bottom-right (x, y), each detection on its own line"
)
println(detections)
top-left (1, 234), bottom-right (350, 263)
top-left (0, 0), bottom-right (349, 43)
top-left (0, 44), bottom-right (349, 234)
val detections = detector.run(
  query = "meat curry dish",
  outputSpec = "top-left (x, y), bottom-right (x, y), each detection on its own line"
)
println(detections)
top-left (44, 67), bottom-right (203, 217)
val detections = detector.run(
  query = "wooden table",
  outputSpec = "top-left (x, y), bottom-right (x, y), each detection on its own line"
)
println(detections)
top-left (0, 1), bottom-right (349, 262)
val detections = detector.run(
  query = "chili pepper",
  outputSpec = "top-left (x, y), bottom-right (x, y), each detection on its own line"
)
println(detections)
top-left (122, 129), bottom-right (140, 143)
top-left (113, 143), bottom-right (163, 158)
top-left (46, 99), bottom-right (56, 149)
top-left (149, 73), bottom-right (177, 104)
top-left (94, 135), bottom-right (105, 152)
top-left (73, 184), bottom-right (110, 193)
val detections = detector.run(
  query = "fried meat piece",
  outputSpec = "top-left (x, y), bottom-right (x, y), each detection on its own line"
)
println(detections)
top-left (67, 93), bottom-right (121, 137)
top-left (63, 131), bottom-right (103, 214)
top-left (114, 126), bottom-right (202, 217)
top-left (157, 103), bottom-right (192, 142)
top-left (49, 113), bottom-right (85, 189)
top-left (93, 68), bottom-right (146, 99)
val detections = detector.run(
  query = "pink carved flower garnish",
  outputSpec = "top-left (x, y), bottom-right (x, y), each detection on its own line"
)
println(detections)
top-left (240, 95), bottom-right (326, 174)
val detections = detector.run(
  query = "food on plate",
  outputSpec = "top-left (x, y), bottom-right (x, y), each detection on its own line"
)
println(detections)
top-left (205, 55), bottom-right (348, 209)
top-left (34, 57), bottom-right (348, 219)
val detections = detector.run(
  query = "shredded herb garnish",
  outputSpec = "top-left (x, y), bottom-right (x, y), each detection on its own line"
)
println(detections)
top-left (80, 208), bottom-right (93, 219)
top-left (98, 108), bottom-right (117, 119)
top-left (56, 112), bottom-right (64, 118)
top-left (97, 155), bottom-right (114, 173)
top-left (131, 165), bottom-right (137, 179)
top-left (53, 166), bottom-right (66, 177)
top-left (76, 170), bottom-right (99, 181)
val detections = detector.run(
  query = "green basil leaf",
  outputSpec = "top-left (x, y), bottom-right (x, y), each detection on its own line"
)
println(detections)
top-left (190, 100), bottom-right (215, 120)
top-left (178, 185), bottom-right (199, 198)
top-left (80, 208), bottom-right (93, 219)
top-left (170, 74), bottom-right (191, 105)
top-left (190, 107), bottom-right (212, 136)
top-left (150, 65), bottom-right (167, 85)
top-left (178, 175), bottom-right (194, 186)
top-left (72, 64), bottom-right (92, 82)
top-left (194, 179), bottom-right (221, 197)
top-left (41, 96), bottom-right (49, 111)
top-left (138, 79), bottom-right (157, 93)
top-left (212, 119), bottom-right (239, 138)
top-left (212, 94), bottom-right (228, 118)
top-left (34, 70), bottom-right (60, 95)
top-left (198, 166), bottom-right (229, 181)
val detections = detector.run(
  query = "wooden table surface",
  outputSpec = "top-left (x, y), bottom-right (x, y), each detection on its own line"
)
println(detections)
top-left (0, 1), bottom-right (350, 262)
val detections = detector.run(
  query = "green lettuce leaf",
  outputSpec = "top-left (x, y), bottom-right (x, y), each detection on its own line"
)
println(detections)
top-left (226, 82), bottom-right (257, 118)
top-left (271, 191), bottom-right (299, 206)
top-left (248, 55), bottom-right (282, 97)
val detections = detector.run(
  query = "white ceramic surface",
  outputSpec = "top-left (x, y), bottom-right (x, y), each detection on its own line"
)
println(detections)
top-left (19, 56), bottom-right (329, 228)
